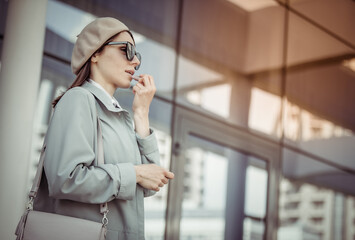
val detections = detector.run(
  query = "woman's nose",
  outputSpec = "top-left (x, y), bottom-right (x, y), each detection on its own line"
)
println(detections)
top-left (132, 54), bottom-right (140, 68)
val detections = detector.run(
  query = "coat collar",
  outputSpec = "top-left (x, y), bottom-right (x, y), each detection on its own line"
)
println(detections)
top-left (81, 81), bottom-right (127, 113)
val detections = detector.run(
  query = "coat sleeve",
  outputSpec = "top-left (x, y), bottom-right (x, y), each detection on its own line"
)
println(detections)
top-left (135, 130), bottom-right (161, 197)
top-left (44, 89), bottom-right (136, 203)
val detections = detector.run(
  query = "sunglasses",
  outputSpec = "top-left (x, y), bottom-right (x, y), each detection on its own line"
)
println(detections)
top-left (106, 41), bottom-right (141, 70)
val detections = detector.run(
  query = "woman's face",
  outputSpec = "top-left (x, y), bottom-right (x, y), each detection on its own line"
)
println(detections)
top-left (91, 31), bottom-right (140, 91)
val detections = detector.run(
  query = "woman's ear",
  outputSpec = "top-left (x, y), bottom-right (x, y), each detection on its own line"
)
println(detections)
top-left (91, 52), bottom-right (99, 63)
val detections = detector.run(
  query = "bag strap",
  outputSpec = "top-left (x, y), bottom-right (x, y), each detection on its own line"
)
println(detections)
top-left (96, 116), bottom-right (109, 216)
top-left (28, 115), bottom-right (108, 219)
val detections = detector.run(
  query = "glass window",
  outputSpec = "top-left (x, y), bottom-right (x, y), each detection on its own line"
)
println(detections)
top-left (144, 101), bottom-right (173, 240)
top-left (41, 55), bottom-right (74, 88)
top-left (176, 0), bottom-right (284, 139)
top-left (287, 11), bottom-right (354, 66)
top-left (243, 217), bottom-right (265, 240)
top-left (135, 34), bottom-right (176, 100)
top-left (282, 148), bottom-right (355, 195)
top-left (45, 0), bottom-right (80, 62)
top-left (288, 0), bottom-right (355, 46)
top-left (279, 147), bottom-right (355, 240)
top-left (279, 178), bottom-right (355, 240)
top-left (243, 158), bottom-right (268, 240)
top-left (179, 134), bottom-right (268, 240)
top-left (248, 71), bottom-right (283, 138)
top-left (244, 163), bottom-right (268, 218)
top-left (285, 11), bottom-right (355, 171)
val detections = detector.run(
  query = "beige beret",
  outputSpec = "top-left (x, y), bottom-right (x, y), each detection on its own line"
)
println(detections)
top-left (71, 17), bottom-right (129, 75)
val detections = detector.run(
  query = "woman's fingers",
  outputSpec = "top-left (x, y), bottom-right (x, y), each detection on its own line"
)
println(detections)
top-left (139, 74), bottom-right (150, 85)
top-left (165, 171), bottom-right (175, 179)
top-left (132, 85), bottom-right (141, 94)
top-left (132, 75), bottom-right (155, 96)
top-left (138, 74), bottom-right (156, 91)
top-left (134, 164), bottom-right (174, 192)
top-left (134, 82), bottom-right (144, 90)
top-left (161, 177), bottom-right (167, 184)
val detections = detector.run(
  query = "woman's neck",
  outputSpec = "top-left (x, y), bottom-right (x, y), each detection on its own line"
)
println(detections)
top-left (89, 75), bottom-right (115, 96)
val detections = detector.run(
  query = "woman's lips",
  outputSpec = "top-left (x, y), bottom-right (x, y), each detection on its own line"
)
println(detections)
top-left (125, 70), bottom-right (139, 82)
top-left (125, 70), bottom-right (135, 75)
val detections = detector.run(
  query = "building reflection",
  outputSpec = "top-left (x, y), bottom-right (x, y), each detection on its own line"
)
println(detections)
top-left (279, 179), bottom-right (355, 240)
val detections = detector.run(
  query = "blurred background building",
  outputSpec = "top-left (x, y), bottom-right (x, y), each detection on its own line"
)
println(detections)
top-left (0, 0), bottom-right (354, 239)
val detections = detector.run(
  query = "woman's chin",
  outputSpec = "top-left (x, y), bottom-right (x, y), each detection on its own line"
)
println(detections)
top-left (115, 80), bottom-right (131, 89)
top-left (124, 81), bottom-right (132, 89)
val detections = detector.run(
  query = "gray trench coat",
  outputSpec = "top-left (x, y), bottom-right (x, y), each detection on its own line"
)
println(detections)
top-left (34, 81), bottom-right (160, 240)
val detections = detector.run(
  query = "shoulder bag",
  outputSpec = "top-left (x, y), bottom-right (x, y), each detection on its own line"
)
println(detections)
top-left (15, 115), bottom-right (108, 240)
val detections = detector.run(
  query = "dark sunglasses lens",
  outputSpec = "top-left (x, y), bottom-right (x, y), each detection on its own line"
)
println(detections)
top-left (126, 43), bottom-right (134, 61)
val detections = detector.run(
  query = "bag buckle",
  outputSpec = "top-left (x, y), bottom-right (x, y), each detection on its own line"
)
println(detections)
top-left (101, 210), bottom-right (109, 227)
top-left (26, 197), bottom-right (34, 211)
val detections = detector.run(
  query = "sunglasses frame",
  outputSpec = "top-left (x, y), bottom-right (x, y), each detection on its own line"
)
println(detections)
top-left (106, 41), bottom-right (141, 70)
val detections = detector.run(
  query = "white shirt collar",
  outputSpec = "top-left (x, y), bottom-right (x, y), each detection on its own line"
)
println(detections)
top-left (88, 79), bottom-right (121, 108)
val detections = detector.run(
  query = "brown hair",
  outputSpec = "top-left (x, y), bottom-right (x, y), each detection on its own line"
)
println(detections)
top-left (52, 61), bottom-right (91, 108)
top-left (52, 30), bottom-right (135, 108)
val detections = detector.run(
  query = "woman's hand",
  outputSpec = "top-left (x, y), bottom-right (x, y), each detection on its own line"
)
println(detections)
top-left (132, 74), bottom-right (156, 138)
top-left (132, 74), bottom-right (156, 115)
top-left (134, 164), bottom-right (174, 191)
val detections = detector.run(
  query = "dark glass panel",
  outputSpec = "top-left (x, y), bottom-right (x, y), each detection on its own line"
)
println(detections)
top-left (285, 12), bottom-right (355, 171)
top-left (176, 0), bottom-right (285, 139)
top-left (282, 148), bottom-right (355, 195)
top-left (289, 0), bottom-right (355, 46)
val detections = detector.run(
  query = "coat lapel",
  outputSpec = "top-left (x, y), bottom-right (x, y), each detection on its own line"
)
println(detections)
top-left (81, 81), bottom-right (125, 113)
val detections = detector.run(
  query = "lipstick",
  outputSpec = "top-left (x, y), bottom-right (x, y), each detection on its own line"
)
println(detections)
top-left (131, 75), bottom-right (140, 81)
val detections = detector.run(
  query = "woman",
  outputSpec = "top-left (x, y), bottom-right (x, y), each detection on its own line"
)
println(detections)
top-left (34, 17), bottom-right (174, 240)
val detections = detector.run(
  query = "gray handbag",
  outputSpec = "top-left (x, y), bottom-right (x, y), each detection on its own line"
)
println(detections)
top-left (15, 116), bottom-right (108, 240)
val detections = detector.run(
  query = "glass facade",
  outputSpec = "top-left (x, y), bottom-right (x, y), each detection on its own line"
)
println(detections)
top-left (284, 10), bottom-right (355, 170)
top-left (1, 0), bottom-right (354, 239)
top-left (178, 134), bottom-right (268, 239)
top-left (176, 0), bottom-right (285, 138)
